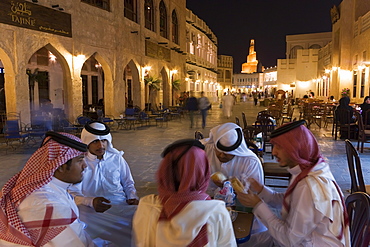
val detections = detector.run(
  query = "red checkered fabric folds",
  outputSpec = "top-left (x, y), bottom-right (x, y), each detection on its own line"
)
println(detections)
top-left (0, 133), bottom-right (84, 246)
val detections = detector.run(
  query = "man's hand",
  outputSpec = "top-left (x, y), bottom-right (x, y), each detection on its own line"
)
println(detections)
top-left (93, 197), bottom-right (111, 212)
top-left (236, 190), bottom-right (262, 208)
top-left (248, 178), bottom-right (263, 194)
top-left (126, 199), bottom-right (139, 205)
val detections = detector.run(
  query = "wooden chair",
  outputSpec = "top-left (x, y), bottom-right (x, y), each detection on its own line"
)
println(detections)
top-left (281, 106), bottom-right (294, 125)
top-left (235, 116), bottom-right (241, 127)
top-left (194, 130), bottom-right (204, 140)
top-left (355, 112), bottom-right (370, 153)
top-left (262, 162), bottom-right (291, 188)
top-left (241, 112), bottom-right (248, 129)
top-left (345, 192), bottom-right (370, 247)
top-left (254, 118), bottom-right (275, 154)
top-left (344, 140), bottom-right (370, 194)
top-left (363, 108), bottom-right (370, 130)
top-left (334, 108), bottom-right (357, 140)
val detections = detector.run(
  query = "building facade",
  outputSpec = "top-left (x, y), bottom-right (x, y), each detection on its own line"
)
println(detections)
top-left (185, 9), bottom-right (218, 101)
top-left (217, 55), bottom-right (233, 97)
top-left (0, 0), bottom-right (190, 124)
top-left (277, 32), bottom-right (332, 98)
top-left (323, 0), bottom-right (370, 103)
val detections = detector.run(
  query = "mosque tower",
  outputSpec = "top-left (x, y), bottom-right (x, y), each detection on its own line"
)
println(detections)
top-left (241, 39), bottom-right (258, 73)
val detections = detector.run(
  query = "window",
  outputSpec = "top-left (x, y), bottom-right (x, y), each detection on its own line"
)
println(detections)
top-left (289, 45), bottom-right (304, 59)
top-left (159, 1), bottom-right (167, 38)
top-left (225, 70), bottom-right (231, 79)
top-left (144, 0), bottom-right (154, 31)
top-left (171, 10), bottom-right (178, 44)
top-left (124, 0), bottom-right (137, 22)
top-left (81, 0), bottom-right (110, 11)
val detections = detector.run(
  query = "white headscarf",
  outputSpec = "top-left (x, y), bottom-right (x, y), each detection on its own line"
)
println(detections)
top-left (81, 121), bottom-right (122, 155)
top-left (203, 122), bottom-right (255, 157)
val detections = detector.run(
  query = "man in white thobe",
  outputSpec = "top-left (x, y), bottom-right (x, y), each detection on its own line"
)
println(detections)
top-left (69, 121), bottom-right (139, 247)
top-left (200, 122), bottom-right (266, 234)
top-left (237, 120), bottom-right (350, 246)
top-left (0, 132), bottom-right (100, 247)
top-left (222, 93), bottom-right (235, 118)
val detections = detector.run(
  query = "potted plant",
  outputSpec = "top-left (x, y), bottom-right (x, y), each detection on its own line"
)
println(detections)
top-left (144, 76), bottom-right (161, 107)
top-left (341, 88), bottom-right (350, 97)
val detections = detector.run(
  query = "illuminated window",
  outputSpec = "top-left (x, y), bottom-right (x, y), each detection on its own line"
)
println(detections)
top-left (159, 1), bottom-right (167, 38)
top-left (144, 0), bottom-right (154, 31)
top-left (124, 0), bottom-right (137, 22)
top-left (171, 10), bottom-right (178, 44)
top-left (81, 0), bottom-right (110, 11)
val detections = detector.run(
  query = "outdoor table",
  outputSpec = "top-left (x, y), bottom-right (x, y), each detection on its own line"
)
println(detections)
top-left (232, 209), bottom-right (254, 244)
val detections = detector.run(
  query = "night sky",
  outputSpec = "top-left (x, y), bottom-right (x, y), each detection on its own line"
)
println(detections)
top-left (186, 0), bottom-right (342, 73)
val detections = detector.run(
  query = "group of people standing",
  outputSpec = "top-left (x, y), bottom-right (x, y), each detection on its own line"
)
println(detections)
top-left (185, 91), bottom-right (211, 129)
top-left (0, 119), bottom-right (350, 246)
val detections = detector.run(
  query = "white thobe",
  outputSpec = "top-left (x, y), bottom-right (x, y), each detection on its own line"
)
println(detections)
top-left (133, 194), bottom-right (237, 247)
top-left (70, 150), bottom-right (138, 205)
top-left (222, 95), bottom-right (235, 118)
top-left (69, 150), bottom-right (138, 247)
top-left (0, 177), bottom-right (95, 247)
top-left (244, 162), bottom-right (350, 247)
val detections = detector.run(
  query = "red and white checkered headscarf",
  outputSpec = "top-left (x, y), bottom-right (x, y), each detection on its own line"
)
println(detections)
top-left (157, 145), bottom-right (211, 247)
top-left (0, 133), bottom-right (85, 246)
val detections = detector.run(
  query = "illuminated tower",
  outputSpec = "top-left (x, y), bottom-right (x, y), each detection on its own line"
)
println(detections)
top-left (241, 39), bottom-right (258, 73)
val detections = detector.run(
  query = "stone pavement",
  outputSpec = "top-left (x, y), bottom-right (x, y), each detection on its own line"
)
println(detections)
top-left (1, 99), bottom-right (369, 198)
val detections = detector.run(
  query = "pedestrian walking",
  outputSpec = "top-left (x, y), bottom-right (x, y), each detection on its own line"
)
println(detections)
top-left (185, 91), bottom-right (198, 128)
top-left (222, 92), bottom-right (234, 119)
top-left (198, 91), bottom-right (211, 129)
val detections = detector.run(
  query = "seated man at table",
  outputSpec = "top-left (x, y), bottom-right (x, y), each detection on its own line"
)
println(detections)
top-left (200, 122), bottom-right (264, 195)
top-left (200, 122), bottom-right (266, 234)
top-left (133, 139), bottom-right (237, 247)
top-left (0, 132), bottom-right (99, 246)
top-left (69, 121), bottom-right (139, 246)
top-left (237, 120), bottom-right (350, 247)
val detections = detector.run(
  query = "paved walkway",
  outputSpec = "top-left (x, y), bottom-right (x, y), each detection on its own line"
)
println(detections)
top-left (1, 99), bottom-right (369, 198)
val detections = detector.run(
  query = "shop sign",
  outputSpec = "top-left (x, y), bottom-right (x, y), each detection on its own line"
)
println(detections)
top-left (145, 40), bottom-right (171, 62)
top-left (0, 0), bottom-right (72, 37)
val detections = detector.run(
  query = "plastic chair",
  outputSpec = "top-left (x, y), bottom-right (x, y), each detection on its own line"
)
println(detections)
top-left (155, 112), bottom-right (169, 127)
top-left (139, 111), bottom-right (150, 126)
top-left (77, 116), bottom-right (91, 126)
top-left (3, 120), bottom-right (29, 148)
top-left (345, 192), bottom-right (370, 247)
top-left (344, 139), bottom-right (370, 194)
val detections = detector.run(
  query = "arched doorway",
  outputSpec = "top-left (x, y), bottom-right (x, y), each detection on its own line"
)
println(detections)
top-left (27, 45), bottom-right (70, 129)
top-left (124, 60), bottom-right (140, 109)
top-left (80, 55), bottom-right (104, 119)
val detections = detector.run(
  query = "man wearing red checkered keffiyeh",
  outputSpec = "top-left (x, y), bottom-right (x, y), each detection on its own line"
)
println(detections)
top-left (236, 121), bottom-right (350, 247)
top-left (0, 132), bottom-right (97, 247)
